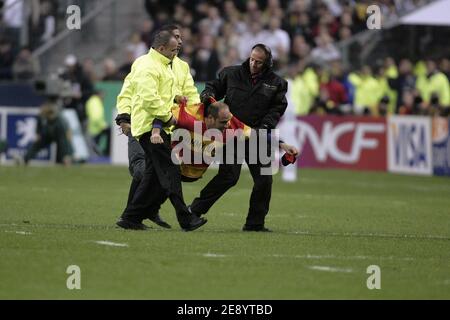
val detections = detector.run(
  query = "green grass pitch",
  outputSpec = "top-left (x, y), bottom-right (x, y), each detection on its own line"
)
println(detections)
top-left (0, 165), bottom-right (449, 299)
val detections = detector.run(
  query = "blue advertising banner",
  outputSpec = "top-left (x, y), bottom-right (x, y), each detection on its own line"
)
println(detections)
top-left (0, 111), bottom-right (4, 154)
top-left (432, 117), bottom-right (450, 177)
top-left (0, 111), bottom-right (3, 136)
top-left (1, 107), bottom-right (55, 164)
top-left (0, 84), bottom-right (44, 107)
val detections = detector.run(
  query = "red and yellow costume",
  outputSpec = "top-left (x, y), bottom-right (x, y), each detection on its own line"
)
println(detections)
top-left (171, 103), bottom-right (251, 180)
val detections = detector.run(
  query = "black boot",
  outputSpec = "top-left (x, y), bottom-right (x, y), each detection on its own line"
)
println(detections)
top-left (178, 212), bottom-right (208, 232)
top-left (148, 213), bottom-right (172, 229)
top-left (116, 217), bottom-right (150, 230)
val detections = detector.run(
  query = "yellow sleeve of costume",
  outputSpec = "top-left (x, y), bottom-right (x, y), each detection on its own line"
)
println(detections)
top-left (171, 105), bottom-right (180, 121)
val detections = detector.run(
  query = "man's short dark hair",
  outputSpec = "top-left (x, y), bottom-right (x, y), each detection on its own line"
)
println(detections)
top-left (152, 30), bottom-right (173, 48)
top-left (150, 24), bottom-right (180, 46)
top-left (206, 102), bottom-right (229, 118)
top-left (159, 24), bottom-right (180, 33)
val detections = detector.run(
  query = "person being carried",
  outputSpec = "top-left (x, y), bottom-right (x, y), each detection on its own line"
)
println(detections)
top-left (146, 98), bottom-right (299, 226)
top-left (152, 99), bottom-right (299, 182)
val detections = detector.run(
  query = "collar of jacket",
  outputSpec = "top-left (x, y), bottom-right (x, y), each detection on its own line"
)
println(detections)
top-left (149, 48), bottom-right (172, 66)
top-left (242, 58), bottom-right (272, 78)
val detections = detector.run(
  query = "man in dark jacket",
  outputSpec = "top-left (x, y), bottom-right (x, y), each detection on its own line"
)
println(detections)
top-left (191, 44), bottom-right (288, 232)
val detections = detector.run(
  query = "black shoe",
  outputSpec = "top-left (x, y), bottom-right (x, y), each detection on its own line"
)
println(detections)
top-left (242, 225), bottom-right (272, 232)
top-left (181, 216), bottom-right (208, 232)
top-left (148, 214), bottom-right (172, 229)
top-left (187, 205), bottom-right (201, 218)
top-left (116, 218), bottom-right (150, 230)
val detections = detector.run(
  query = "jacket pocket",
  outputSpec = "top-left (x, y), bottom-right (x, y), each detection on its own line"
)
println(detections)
top-left (228, 85), bottom-right (247, 103)
top-left (260, 85), bottom-right (277, 98)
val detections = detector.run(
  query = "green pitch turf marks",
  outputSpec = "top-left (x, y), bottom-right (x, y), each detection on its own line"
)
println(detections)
top-left (0, 166), bottom-right (449, 299)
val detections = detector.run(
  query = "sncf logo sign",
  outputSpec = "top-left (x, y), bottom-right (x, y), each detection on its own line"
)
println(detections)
top-left (299, 121), bottom-right (385, 163)
top-left (290, 116), bottom-right (387, 171)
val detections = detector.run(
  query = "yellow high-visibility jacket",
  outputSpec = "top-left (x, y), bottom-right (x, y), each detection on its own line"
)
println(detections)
top-left (349, 73), bottom-right (383, 115)
top-left (115, 49), bottom-right (169, 138)
top-left (291, 67), bottom-right (319, 115)
top-left (86, 94), bottom-right (107, 136)
top-left (117, 51), bottom-right (200, 137)
top-left (417, 72), bottom-right (450, 107)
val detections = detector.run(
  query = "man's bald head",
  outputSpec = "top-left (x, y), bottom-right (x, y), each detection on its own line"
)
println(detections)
top-left (205, 102), bottom-right (232, 131)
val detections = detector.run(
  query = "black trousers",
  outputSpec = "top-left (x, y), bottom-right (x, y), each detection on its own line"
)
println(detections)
top-left (121, 131), bottom-right (192, 226)
top-left (128, 135), bottom-right (198, 183)
top-left (190, 138), bottom-right (273, 227)
top-left (127, 135), bottom-right (145, 181)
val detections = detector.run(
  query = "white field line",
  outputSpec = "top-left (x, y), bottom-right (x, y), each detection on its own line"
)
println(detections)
top-left (271, 254), bottom-right (415, 261)
top-left (194, 253), bottom-right (447, 262)
top-left (294, 177), bottom-right (450, 193)
top-left (288, 230), bottom-right (450, 240)
top-left (308, 265), bottom-right (353, 273)
top-left (271, 214), bottom-right (308, 218)
top-left (202, 253), bottom-right (227, 258)
top-left (220, 212), bottom-right (238, 217)
top-left (199, 253), bottom-right (417, 261)
top-left (94, 240), bottom-right (128, 247)
top-left (220, 212), bottom-right (307, 218)
top-left (4, 230), bottom-right (32, 235)
top-left (0, 223), bottom-right (448, 241)
top-left (0, 223), bottom-right (115, 230)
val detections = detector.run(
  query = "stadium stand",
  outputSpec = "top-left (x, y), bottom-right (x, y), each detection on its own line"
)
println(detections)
top-left (1, 0), bottom-right (447, 115)
top-left (0, 0), bottom-right (449, 163)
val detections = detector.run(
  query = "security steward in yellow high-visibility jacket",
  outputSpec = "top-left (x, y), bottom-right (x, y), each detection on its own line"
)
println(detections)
top-left (115, 29), bottom-right (207, 232)
top-left (115, 25), bottom-right (200, 229)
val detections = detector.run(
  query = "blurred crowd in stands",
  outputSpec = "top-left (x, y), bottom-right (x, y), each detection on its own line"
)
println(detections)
top-left (0, 0), bottom-right (449, 118)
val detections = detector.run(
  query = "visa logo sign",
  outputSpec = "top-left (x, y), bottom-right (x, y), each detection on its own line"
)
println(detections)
top-left (393, 123), bottom-right (428, 167)
top-left (388, 116), bottom-right (432, 175)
